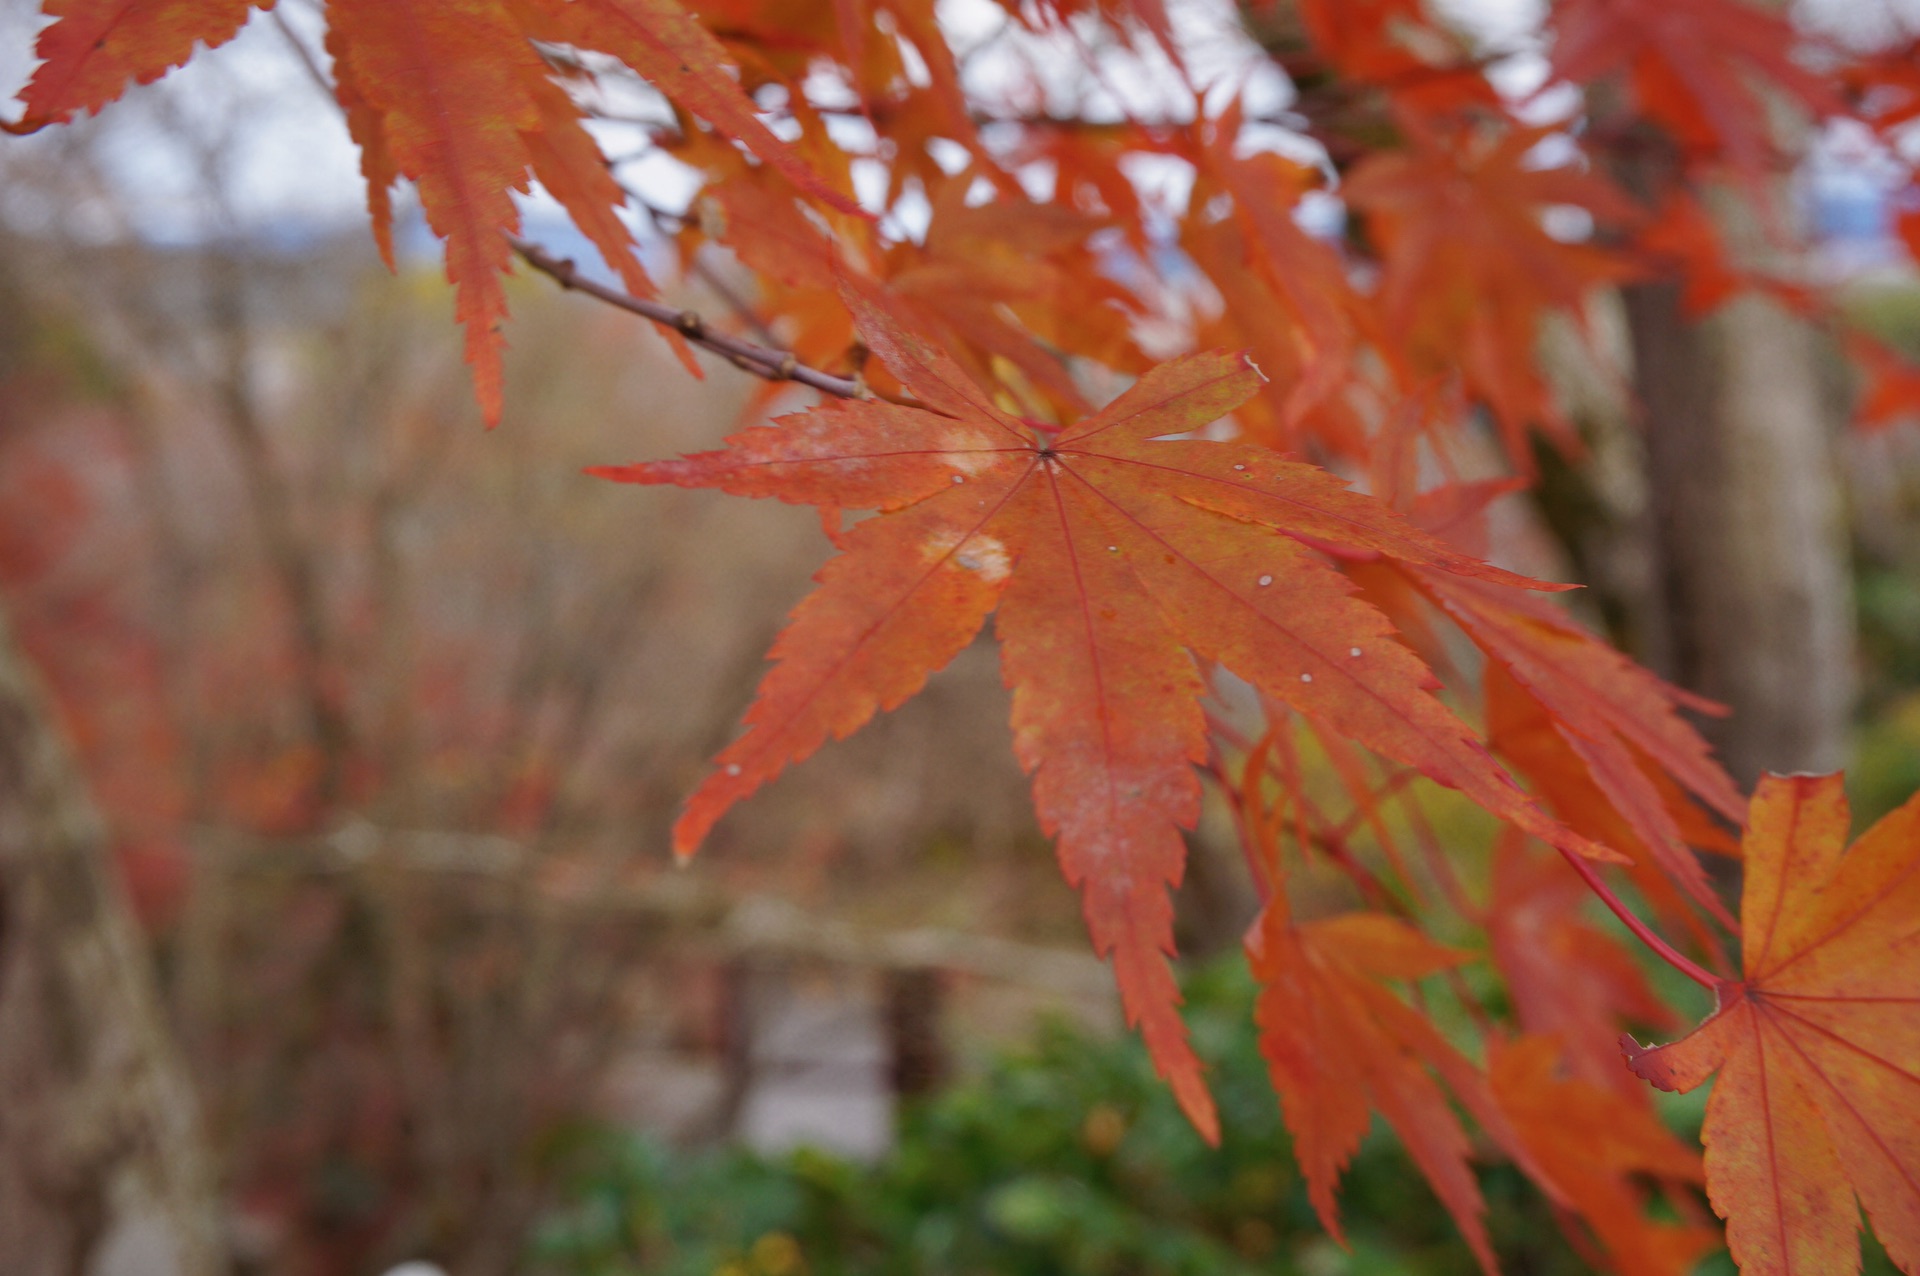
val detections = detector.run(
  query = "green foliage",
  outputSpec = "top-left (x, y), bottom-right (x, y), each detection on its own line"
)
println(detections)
top-left (530, 963), bottom-right (1594, 1276)
top-left (1851, 691), bottom-right (1920, 830)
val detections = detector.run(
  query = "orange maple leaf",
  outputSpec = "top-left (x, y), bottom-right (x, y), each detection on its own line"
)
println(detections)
top-left (696, 173), bottom-right (1139, 422)
top-left (1182, 211), bottom-right (1378, 461)
top-left (1624, 772), bottom-right (1920, 1275)
top-left (1353, 478), bottom-right (1744, 939)
top-left (1248, 910), bottom-right (1553, 1275)
top-left (595, 269), bottom-right (1599, 1142)
top-left (1413, 569), bottom-right (1744, 917)
top-left (327, 0), bottom-right (548, 425)
top-left (1193, 136), bottom-right (1366, 433)
top-left (1491, 1034), bottom-right (1715, 1275)
top-left (1489, 834), bottom-right (1684, 1099)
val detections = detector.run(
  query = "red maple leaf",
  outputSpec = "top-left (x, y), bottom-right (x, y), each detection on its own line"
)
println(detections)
top-left (1343, 123), bottom-right (1641, 462)
top-left (1851, 332), bottom-right (1920, 434)
top-left (2, 0), bottom-right (269, 132)
top-left (1550, 0), bottom-right (1841, 176)
top-left (595, 268), bottom-right (1600, 1140)
top-left (1635, 193), bottom-right (1745, 316)
top-left (1292, 0), bottom-right (1501, 116)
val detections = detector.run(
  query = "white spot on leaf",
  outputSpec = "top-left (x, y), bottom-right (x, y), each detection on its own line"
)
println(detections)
top-left (954, 535), bottom-right (1012, 583)
top-left (941, 433), bottom-right (1000, 473)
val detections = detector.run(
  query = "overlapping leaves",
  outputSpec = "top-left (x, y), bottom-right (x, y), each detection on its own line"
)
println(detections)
top-left (1548, 0), bottom-right (1842, 177)
top-left (1248, 908), bottom-right (1530, 1274)
top-left (597, 267), bottom-right (1595, 1140)
top-left (15, 2), bottom-right (1920, 1273)
top-left (6, 0), bottom-right (852, 421)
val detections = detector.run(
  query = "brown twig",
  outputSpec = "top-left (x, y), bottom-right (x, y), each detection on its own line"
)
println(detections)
top-left (271, 8), bottom-right (336, 99)
top-left (617, 186), bottom-right (786, 348)
top-left (507, 235), bottom-right (865, 400)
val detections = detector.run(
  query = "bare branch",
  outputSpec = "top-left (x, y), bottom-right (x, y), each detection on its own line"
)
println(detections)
top-left (271, 8), bottom-right (336, 99)
top-left (620, 188), bottom-right (786, 348)
top-left (507, 235), bottom-right (866, 400)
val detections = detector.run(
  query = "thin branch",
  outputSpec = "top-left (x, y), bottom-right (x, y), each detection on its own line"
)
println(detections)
top-left (1199, 745), bottom-right (1273, 907)
top-left (271, 7), bottom-right (336, 99)
top-left (618, 186), bottom-right (786, 348)
top-left (507, 234), bottom-right (866, 400)
top-left (690, 259), bottom-right (782, 349)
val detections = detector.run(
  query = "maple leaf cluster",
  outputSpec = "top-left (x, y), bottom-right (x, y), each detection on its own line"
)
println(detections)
top-left (9, 0), bottom-right (1920, 1271)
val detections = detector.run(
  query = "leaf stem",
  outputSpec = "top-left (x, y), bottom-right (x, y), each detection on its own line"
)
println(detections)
top-left (1202, 749), bottom-right (1273, 907)
top-left (1551, 843), bottom-right (1722, 990)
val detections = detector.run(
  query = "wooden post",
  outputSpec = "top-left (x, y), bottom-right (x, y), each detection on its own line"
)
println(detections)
top-left (882, 966), bottom-right (947, 1100)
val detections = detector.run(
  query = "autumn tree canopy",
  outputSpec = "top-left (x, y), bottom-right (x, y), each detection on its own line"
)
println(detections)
top-left (9, 0), bottom-right (1920, 1272)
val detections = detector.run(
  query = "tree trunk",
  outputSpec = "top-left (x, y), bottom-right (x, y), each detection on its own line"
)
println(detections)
top-left (0, 604), bottom-right (223, 1276)
top-left (1623, 279), bottom-right (1854, 784)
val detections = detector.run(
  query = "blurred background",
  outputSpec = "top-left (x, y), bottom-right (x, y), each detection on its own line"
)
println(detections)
top-left (3, 2), bottom-right (1920, 1274)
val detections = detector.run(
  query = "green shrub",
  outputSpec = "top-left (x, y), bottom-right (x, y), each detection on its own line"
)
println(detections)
top-left (529, 962), bottom-right (1593, 1276)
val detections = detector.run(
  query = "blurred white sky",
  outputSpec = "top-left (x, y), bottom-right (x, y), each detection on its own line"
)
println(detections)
top-left (0, 0), bottom-right (366, 237)
top-left (0, 0), bottom-right (1915, 243)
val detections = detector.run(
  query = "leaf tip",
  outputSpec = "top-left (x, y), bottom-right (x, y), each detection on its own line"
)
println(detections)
top-left (583, 463), bottom-right (647, 484)
top-left (1618, 1032), bottom-right (1676, 1089)
top-left (669, 816), bottom-right (708, 862)
top-left (674, 776), bottom-right (739, 859)
top-left (469, 341), bottom-right (506, 428)
top-left (1173, 1071), bottom-right (1221, 1146)
top-left (1571, 834), bottom-right (1634, 865)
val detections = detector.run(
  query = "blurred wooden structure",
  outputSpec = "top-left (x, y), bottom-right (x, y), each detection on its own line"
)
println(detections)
top-left (160, 820), bottom-right (1115, 1270)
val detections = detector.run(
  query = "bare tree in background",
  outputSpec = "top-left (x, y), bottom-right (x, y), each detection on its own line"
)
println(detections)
top-left (1626, 270), bottom-right (1855, 784)
top-left (0, 603), bottom-right (220, 1275)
